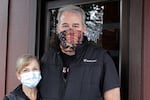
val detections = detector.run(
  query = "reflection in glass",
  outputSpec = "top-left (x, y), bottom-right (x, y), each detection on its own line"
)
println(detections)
top-left (84, 4), bottom-right (104, 43)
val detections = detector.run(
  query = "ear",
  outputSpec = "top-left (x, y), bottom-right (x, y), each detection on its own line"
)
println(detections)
top-left (16, 72), bottom-right (21, 81)
top-left (56, 24), bottom-right (61, 34)
top-left (83, 24), bottom-right (87, 34)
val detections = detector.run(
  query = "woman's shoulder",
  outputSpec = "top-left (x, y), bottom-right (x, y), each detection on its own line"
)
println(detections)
top-left (3, 92), bottom-right (16, 100)
top-left (3, 85), bottom-right (28, 100)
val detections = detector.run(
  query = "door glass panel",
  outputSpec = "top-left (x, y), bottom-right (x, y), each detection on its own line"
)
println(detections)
top-left (47, 1), bottom-right (120, 73)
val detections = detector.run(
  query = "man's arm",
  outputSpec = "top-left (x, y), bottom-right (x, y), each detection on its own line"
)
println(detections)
top-left (104, 87), bottom-right (120, 100)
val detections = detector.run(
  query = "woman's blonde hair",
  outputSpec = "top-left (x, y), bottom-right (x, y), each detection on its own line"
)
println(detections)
top-left (16, 54), bottom-right (39, 73)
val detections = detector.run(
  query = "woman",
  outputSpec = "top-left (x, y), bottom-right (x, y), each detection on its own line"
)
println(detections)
top-left (3, 54), bottom-right (42, 100)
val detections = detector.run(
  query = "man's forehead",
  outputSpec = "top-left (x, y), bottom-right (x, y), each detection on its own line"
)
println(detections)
top-left (61, 23), bottom-right (80, 25)
top-left (60, 11), bottom-right (82, 19)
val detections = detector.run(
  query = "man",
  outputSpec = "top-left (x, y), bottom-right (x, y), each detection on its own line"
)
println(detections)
top-left (39, 5), bottom-right (120, 100)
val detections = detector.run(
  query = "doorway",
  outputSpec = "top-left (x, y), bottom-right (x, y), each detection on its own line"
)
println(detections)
top-left (37, 0), bottom-right (128, 99)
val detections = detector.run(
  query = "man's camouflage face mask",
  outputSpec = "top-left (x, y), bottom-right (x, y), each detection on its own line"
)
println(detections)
top-left (58, 29), bottom-right (83, 49)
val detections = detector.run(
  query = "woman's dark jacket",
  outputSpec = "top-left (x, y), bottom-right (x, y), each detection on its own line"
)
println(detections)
top-left (3, 84), bottom-right (41, 100)
top-left (38, 38), bottom-right (120, 100)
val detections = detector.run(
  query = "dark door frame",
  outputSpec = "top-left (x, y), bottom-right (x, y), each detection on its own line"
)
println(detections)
top-left (128, 0), bottom-right (143, 100)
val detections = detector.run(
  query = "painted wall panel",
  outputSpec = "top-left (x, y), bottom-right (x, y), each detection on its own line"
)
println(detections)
top-left (143, 0), bottom-right (150, 99)
top-left (129, 0), bottom-right (143, 99)
top-left (6, 0), bottom-right (30, 93)
top-left (5, 0), bottom-right (37, 95)
top-left (0, 0), bottom-right (9, 99)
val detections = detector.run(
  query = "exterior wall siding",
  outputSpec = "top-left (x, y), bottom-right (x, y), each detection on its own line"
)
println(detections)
top-left (6, 0), bottom-right (30, 93)
top-left (143, 0), bottom-right (150, 99)
top-left (129, 0), bottom-right (143, 100)
top-left (0, 0), bottom-right (9, 98)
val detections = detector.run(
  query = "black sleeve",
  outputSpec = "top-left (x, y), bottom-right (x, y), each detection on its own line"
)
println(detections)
top-left (3, 93), bottom-right (16, 100)
top-left (102, 52), bottom-right (120, 93)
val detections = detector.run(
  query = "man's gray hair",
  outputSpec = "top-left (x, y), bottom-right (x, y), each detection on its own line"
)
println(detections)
top-left (57, 5), bottom-right (86, 25)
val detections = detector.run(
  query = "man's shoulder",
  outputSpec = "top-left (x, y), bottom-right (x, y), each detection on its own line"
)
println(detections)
top-left (41, 47), bottom-right (59, 62)
top-left (87, 43), bottom-right (106, 54)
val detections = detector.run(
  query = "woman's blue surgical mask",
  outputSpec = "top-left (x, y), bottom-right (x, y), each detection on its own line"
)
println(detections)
top-left (20, 71), bottom-right (42, 88)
